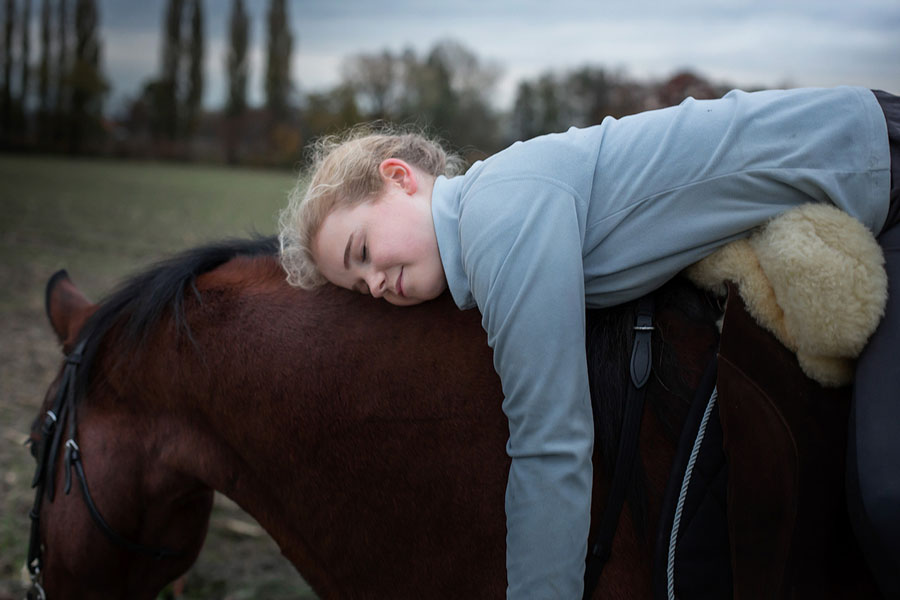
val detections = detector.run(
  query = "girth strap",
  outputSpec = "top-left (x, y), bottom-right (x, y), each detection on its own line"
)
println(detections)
top-left (583, 295), bottom-right (655, 599)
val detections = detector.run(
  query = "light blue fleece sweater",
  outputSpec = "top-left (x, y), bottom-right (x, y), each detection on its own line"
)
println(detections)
top-left (430, 86), bottom-right (890, 599)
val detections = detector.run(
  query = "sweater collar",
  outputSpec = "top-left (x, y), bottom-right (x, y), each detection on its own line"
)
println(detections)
top-left (431, 175), bottom-right (475, 310)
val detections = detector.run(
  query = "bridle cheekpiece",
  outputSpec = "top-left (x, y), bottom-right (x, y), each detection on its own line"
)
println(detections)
top-left (25, 337), bottom-right (180, 599)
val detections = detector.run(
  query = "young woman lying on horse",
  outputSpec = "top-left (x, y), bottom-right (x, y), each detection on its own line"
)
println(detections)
top-left (279, 86), bottom-right (900, 599)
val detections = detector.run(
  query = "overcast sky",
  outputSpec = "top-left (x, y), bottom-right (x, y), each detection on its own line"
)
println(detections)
top-left (95, 0), bottom-right (900, 114)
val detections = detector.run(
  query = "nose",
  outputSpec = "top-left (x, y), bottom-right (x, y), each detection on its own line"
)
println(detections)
top-left (365, 270), bottom-right (387, 298)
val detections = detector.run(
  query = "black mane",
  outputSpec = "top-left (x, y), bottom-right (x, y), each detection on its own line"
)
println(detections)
top-left (72, 235), bottom-right (279, 399)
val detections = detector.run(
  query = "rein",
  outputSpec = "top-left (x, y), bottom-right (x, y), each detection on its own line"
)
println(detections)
top-left (25, 338), bottom-right (181, 599)
top-left (583, 295), bottom-right (655, 599)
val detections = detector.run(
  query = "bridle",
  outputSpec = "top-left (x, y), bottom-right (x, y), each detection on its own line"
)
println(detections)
top-left (25, 338), bottom-right (181, 600)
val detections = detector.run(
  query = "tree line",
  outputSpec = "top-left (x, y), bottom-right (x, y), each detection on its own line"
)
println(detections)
top-left (2, 0), bottom-right (104, 152)
top-left (1, 0), bottom-right (737, 166)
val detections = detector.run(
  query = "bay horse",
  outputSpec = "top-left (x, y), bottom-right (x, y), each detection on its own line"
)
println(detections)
top-left (24, 236), bottom-right (876, 599)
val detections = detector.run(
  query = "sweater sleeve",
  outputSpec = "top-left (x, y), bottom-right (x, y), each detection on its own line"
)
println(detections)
top-left (458, 179), bottom-right (594, 599)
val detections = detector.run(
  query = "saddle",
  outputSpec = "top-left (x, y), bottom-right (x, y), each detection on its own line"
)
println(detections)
top-left (686, 203), bottom-right (887, 386)
top-left (653, 286), bottom-right (879, 599)
top-left (718, 284), bottom-right (877, 598)
top-left (655, 204), bottom-right (887, 598)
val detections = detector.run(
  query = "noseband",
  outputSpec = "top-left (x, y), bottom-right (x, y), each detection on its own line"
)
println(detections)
top-left (25, 338), bottom-right (181, 599)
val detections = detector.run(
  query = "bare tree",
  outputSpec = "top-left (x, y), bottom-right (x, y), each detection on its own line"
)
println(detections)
top-left (342, 50), bottom-right (396, 119)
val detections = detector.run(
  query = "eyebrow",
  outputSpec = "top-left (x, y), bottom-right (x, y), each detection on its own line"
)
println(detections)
top-left (343, 232), bottom-right (354, 270)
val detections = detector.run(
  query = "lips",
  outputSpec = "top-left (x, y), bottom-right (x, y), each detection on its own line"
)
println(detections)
top-left (396, 269), bottom-right (405, 297)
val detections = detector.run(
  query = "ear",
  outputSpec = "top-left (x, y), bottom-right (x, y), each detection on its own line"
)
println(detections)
top-left (45, 270), bottom-right (97, 353)
top-left (378, 158), bottom-right (418, 194)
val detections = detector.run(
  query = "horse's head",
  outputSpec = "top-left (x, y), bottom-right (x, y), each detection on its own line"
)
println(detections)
top-left (26, 271), bottom-right (212, 600)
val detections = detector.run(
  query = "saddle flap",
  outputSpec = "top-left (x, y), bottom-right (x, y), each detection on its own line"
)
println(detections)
top-left (717, 283), bottom-right (858, 599)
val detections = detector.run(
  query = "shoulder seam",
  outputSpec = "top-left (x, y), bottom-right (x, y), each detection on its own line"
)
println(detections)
top-left (464, 174), bottom-right (583, 205)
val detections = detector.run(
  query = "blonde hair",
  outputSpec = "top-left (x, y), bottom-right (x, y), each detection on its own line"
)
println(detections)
top-left (278, 125), bottom-right (464, 289)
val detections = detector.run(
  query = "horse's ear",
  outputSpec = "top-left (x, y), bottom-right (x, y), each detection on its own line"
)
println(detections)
top-left (45, 270), bottom-right (97, 352)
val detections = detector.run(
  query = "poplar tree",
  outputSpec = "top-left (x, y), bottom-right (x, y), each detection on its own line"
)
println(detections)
top-left (184, 0), bottom-right (203, 136)
top-left (153, 0), bottom-right (204, 144)
top-left (54, 0), bottom-right (68, 141)
top-left (70, 0), bottom-right (105, 151)
top-left (224, 0), bottom-right (248, 163)
top-left (158, 0), bottom-right (182, 139)
top-left (226, 0), bottom-right (247, 117)
top-left (37, 0), bottom-right (51, 142)
top-left (265, 0), bottom-right (292, 121)
top-left (19, 0), bottom-right (29, 112)
top-left (2, 0), bottom-right (14, 138)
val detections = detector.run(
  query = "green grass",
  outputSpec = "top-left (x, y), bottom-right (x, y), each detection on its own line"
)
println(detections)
top-left (0, 154), bottom-right (298, 312)
top-left (0, 154), bottom-right (316, 599)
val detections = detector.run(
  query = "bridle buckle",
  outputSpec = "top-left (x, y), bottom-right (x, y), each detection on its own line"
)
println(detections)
top-left (27, 569), bottom-right (46, 600)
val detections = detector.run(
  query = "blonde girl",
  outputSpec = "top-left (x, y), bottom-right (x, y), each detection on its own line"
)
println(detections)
top-left (280, 87), bottom-right (899, 599)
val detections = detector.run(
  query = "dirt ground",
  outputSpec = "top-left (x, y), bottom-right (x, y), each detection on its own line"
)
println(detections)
top-left (0, 155), bottom-right (318, 599)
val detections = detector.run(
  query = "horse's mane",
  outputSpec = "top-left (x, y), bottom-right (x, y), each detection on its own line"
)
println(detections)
top-left (73, 235), bottom-right (280, 400)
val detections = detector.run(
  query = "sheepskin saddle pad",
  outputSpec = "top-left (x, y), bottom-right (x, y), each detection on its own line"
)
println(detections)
top-left (685, 203), bottom-right (887, 387)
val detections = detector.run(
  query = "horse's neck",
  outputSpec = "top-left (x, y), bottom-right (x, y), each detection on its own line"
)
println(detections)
top-left (156, 283), bottom-right (506, 596)
top-left (140, 354), bottom-right (330, 588)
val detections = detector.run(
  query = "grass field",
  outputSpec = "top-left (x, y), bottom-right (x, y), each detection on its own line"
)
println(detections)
top-left (0, 154), bottom-right (318, 599)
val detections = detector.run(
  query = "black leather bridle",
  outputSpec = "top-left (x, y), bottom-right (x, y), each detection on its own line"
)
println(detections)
top-left (25, 338), bottom-right (181, 600)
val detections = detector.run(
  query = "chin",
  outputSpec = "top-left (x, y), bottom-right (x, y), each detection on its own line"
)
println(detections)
top-left (386, 275), bottom-right (446, 307)
top-left (386, 286), bottom-right (443, 307)
top-left (387, 295), bottom-right (426, 307)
